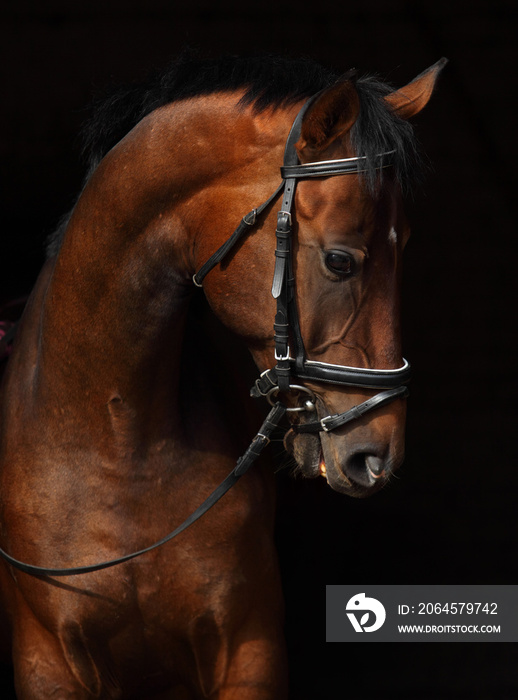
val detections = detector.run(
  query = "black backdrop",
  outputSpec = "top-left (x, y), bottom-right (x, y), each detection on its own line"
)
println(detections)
top-left (1, 1), bottom-right (517, 698)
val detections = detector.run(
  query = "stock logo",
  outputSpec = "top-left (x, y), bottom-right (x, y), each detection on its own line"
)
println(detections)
top-left (346, 593), bottom-right (386, 632)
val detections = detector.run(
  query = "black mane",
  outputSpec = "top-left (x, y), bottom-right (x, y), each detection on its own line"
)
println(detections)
top-left (46, 53), bottom-right (420, 257)
top-left (81, 52), bottom-right (338, 169)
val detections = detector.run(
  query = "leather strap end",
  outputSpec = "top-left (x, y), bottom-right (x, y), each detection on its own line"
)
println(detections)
top-left (271, 256), bottom-right (286, 299)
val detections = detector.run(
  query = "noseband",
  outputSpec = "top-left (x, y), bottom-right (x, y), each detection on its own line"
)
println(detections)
top-left (193, 94), bottom-right (410, 431)
top-left (0, 94), bottom-right (410, 577)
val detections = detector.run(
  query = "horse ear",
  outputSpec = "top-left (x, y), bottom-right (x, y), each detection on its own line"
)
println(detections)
top-left (296, 74), bottom-right (360, 158)
top-left (384, 58), bottom-right (448, 119)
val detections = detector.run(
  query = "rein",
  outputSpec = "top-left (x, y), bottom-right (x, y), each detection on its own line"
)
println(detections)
top-left (0, 93), bottom-right (409, 577)
top-left (0, 404), bottom-right (286, 577)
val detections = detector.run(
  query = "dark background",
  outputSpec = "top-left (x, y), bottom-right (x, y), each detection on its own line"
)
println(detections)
top-left (1, 1), bottom-right (517, 698)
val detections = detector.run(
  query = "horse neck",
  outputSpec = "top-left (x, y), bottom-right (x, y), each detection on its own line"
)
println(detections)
top-left (36, 95), bottom-right (291, 445)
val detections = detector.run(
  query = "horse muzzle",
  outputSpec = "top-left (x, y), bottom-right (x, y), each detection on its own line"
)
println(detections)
top-left (284, 388), bottom-right (407, 497)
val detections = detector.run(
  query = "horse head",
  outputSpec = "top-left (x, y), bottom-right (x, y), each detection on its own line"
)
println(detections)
top-left (199, 60), bottom-right (445, 497)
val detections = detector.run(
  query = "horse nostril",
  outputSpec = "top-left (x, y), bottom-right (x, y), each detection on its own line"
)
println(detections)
top-left (345, 452), bottom-right (387, 487)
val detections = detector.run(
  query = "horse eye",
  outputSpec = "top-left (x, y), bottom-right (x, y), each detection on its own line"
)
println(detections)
top-left (324, 251), bottom-right (355, 277)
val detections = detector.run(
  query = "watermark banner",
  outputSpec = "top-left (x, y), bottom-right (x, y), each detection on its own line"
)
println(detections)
top-left (326, 585), bottom-right (518, 642)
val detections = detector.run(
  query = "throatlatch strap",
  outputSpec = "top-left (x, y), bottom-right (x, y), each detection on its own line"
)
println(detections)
top-left (0, 403), bottom-right (287, 577)
top-left (193, 182), bottom-right (284, 287)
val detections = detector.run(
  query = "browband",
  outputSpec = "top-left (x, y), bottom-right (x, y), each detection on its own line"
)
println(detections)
top-left (280, 151), bottom-right (395, 179)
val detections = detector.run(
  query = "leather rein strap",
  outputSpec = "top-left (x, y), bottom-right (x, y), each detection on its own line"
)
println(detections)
top-left (0, 94), bottom-right (409, 577)
top-left (0, 403), bottom-right (286, 577)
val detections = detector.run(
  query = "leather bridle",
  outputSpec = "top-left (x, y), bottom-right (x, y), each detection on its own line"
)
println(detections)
top-left (0, 92), bottom-right (410, 577)
top-left (193, 93), bottom-right (410, 433)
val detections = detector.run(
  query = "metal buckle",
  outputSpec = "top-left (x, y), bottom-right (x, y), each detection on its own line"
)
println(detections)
top-left (256, 432), bottom-right (270, 446)
top-left (320, 417), bottom-right (331, 432)
top-left (266, 384), bottom-right (317, 412)
top-left (274, 345), bottom-right (290, 362)
top-left (279, 210), bottom-right (292, 224)
top-left (254, 370), bottom-right (278, 397)
top-left (243, 208), bottom-right (257, 226)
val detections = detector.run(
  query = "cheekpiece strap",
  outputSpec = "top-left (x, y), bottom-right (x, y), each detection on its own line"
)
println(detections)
top-left (270, 93), bottom-right (322, 390)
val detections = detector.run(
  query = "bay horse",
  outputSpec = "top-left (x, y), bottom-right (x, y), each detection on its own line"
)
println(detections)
top-left (0, 54), bottom-right (445, 698)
